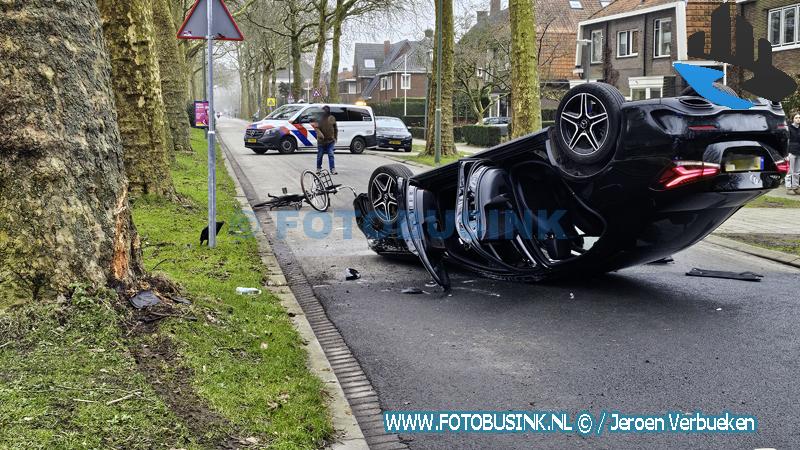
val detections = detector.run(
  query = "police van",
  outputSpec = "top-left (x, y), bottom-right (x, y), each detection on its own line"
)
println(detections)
top-left (244, 103), bottom-right (377, 154)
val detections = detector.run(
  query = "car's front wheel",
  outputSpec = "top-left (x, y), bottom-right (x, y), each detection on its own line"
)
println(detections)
top-left (278, 136), bottom-right (297, 154)
top-left (350, 137), bottom-right (366, 154)
top-left (554, 82), bottom-right (623, 165)
top-left (252, 148), bottom-right (267, 155)
top-left (368, 164), bottom-right (412, 228)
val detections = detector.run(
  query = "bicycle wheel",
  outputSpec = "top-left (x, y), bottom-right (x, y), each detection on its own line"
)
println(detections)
top-left (301, 170), bottom-right (330, 212)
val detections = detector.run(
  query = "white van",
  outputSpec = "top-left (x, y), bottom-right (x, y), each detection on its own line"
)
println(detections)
top-left (244, 103), bottom-right (377, 154)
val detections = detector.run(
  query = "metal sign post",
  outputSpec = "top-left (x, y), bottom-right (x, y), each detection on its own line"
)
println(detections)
top-left (177, 0), bottom-right (244, 249)
top-left (206, 0), bottom-right (216, 248)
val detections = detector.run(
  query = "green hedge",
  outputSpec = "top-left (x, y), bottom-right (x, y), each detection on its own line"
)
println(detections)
top-left (369, 98), bottom-right (427, 117)
top-left (541, 109), bottom-right (557, 121)
top-left (462, 125), bottom-right (501, 147)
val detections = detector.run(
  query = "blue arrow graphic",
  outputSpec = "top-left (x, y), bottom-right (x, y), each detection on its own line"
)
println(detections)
top-left (674, 63), bottom-right (752, 109)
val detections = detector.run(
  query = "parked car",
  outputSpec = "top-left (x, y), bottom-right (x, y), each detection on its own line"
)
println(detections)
top-left (244, 103), bottom-right (376, 154)
top-left (375, 116), bottom-right (413, 152)
top-left (483, 116), bottom-right (510, 136)
top-left (353, 82), bottom-right (790, 289)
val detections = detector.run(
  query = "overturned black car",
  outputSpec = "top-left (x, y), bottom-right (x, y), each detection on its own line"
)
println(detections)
top-left (353, 83), bottom-right (791, 289)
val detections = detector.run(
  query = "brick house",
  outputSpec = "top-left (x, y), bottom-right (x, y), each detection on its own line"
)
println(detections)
top-left (737, 0), bottom-right (800, 81)
top-left (462, 0), bottom-right (604, 116)
top-left (575, 0), bottom-right (730, 99)
top-left (362, 38), bottom-right (432, 103)
top-left (336, 69), bottom-right (359, 104)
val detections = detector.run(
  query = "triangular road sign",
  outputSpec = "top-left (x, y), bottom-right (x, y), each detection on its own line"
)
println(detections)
top-left (177, 0), bottom-right (244, 41)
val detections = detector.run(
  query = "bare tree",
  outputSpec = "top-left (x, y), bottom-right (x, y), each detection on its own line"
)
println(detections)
top-left (98, 0), bottom-right (176, 197)
top-left (508, 0), bottom-right (541, 137)
top-left (1, 0), bottom-right (142, 298)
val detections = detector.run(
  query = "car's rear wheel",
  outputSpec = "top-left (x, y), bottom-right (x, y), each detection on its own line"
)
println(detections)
top-left (252, 148), bottom-right (267, 155)
top-left (368, 164), bottom-right (412, 227)
top-left (278, 136), bottom-right (297, 154)
top-left (554, 82), bottom-right (623, 165)
top-left (350, 137), bottom-right (366, 154)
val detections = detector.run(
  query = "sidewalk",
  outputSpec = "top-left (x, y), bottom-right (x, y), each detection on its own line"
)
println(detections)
top-left (715, 207), bottom-right (800, 234)
top-left (412, 138), bottom-right (486, 154)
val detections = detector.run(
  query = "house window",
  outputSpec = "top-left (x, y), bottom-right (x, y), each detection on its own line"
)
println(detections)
top-left (380, 77), bottom-right (386, 91)
top-left (569, 0), bottom-right (583, 9)
top-left (617, 29), bottom-right (638, 57)
top-left (768, 5), bottom-right (800, 46)
top-left (401, 74), bottom-right (411, 90)
top-left (386, 76), bottom-right (393, 90)
top-left (590, 30), bottom-right (603, 63)
top-left (348, 82), bottom-right (356, 94)
top-left (631, 87), bottom-right (662, 100)
top-left (364, 59), bottom-right (375, 69)
top-left (654, 18), bottom-right (672, 57)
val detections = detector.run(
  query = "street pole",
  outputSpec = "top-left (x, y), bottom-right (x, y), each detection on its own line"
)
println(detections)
top-left (403, 53), bottom-right (408, 117)
top-left (434, 0), bottom-right (443, 165)
top-left (206, 0), bottom-right (217, 248)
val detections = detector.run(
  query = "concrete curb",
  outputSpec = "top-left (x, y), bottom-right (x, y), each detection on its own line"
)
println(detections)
top-left (705, 234), bottom-right (800, 269)
top-left (219, 143), bottom-right (369, 450)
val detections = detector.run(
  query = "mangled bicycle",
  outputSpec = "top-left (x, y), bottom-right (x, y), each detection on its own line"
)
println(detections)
top-left (252, 169), bottom-right (356, 212)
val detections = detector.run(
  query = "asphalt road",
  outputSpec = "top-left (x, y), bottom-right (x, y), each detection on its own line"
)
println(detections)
top-left (218, 118), bottom-right (800, 449)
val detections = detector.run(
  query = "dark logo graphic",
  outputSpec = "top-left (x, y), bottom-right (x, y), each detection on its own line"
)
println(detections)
top-left (674, 3), bottom-right (797, 109)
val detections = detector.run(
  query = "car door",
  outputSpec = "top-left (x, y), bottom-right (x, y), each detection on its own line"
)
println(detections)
top-left (293, 106), bottom-right (322, 149)
top-left (328, 106), bottom-right (350, 148)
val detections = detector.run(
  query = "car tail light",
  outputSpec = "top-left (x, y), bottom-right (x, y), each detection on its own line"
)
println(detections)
top-left (777, 123), bottom-right (787, 130)
top-left (658, 161), bottom-right (720, 189)
top-left (776, 158), bottom-right (790, 174)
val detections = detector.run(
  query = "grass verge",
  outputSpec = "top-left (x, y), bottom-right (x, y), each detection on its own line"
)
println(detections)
top-left (720, 233), bottom-right (800, 257)
top-left (0, 128), bottom-right (332, 449)
top-left (744, 195), bottom-right (800, 208)
top-left (398, 147), bottom-right (471, 167)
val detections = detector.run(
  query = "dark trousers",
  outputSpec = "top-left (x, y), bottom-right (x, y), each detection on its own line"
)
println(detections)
top-left (316, 141), bottom-right (335, 170)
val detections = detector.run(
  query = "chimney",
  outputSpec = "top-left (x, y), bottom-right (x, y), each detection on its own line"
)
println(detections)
top-left (477, 10), bottom-right (488, 24)
top-left (384, 40), bottom-right (390, 57)
top-left (490, 0), bottom-right (500, 16)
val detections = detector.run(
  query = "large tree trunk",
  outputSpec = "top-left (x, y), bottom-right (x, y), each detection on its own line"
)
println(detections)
top-left (311, 0), bottom-right (328, 90)
top-left (98, 0), bottom-right (175, 197)
top-left (327, 1), bottom-right (344, 103)
top-left (509, 0), bottom-right (541, 138)
top-left (153, 0), bottom-right (191, 154)
top-left (424, 0), bottom-right (456, 156)
top-left (0, 0), bottom-right (142, 299)
top-left (290, 36), bottom-right (303, 101)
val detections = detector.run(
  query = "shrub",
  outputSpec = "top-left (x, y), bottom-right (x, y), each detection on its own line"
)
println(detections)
top-left (453, 126), bottom-right (464, 143)
top-left (409, 127), bottom-right (426, 139)
top-left (462, 125), bottom-right (501, 147)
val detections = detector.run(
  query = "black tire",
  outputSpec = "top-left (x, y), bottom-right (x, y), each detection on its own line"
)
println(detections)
top-left (403, 146), bottom-right (412, 153)
top-left (278, 136), bottom-right (297, 154)
top-left (680, 82), bottom-right (736, 98)
top-left (252, 148), bottom-right (267, 155)
top-left (368, 164), bottom-right (413, 227)
top-left (350, 136), bottom-right (366, 154)
top-left (554, 82), bottom-right (624, 165)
